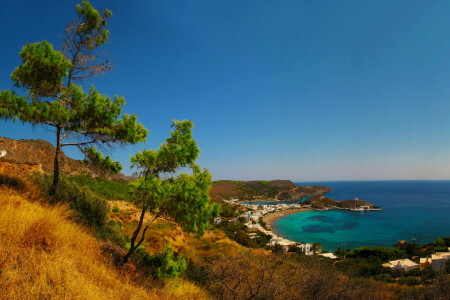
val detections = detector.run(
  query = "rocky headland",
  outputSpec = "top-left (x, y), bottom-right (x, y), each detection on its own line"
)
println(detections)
top-left (302, 195), bottom-right (381, 210)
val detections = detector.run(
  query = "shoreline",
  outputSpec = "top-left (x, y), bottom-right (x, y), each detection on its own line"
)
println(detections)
top-left (263, 208), bottom-right (311, 236)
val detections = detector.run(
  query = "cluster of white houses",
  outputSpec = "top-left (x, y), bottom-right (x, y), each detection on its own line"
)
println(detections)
top-left (383, 248), bottom-right (450, 272)
top-left (226, 201), bottom-right (326, 256)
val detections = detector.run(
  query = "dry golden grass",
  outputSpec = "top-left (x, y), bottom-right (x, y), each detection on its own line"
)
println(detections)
top-left (0, 186), bottom-right (211, 299)
top-left (0, 186), bottom-right (151, 299)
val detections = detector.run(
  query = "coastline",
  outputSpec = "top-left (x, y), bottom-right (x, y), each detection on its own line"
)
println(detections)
top-left (263, 208), bottom-right (311, 236)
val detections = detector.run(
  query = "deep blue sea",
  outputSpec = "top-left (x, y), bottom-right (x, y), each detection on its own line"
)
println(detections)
top-left (272, 181), bottom-right (450, 252)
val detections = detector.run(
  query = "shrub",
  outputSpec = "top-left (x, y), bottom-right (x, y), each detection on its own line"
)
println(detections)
top-left (33, 174), bottom-right (109, 228)
top-left (398, 276), bottom-right (421, 286)
top-left (138, 244), bottom-right (187, 279)
top-left (112, 205), bottom-right (120, 213)
top-left (0, 173), bottom-right (27, 191)
top-left (184, 259), bottom-right (210, 286)
top-left (272, 243), bottom-right (285, 253)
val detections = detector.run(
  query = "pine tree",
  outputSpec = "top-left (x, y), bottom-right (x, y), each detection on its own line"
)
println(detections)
top-left (0, 1), bottom-right (148, 194)
top-left (122, 120), bottom-right (219, 264)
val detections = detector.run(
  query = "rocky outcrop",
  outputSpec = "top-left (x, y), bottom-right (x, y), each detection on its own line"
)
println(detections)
top-left (302, 195), bottom-right (379, 210)
top-left (0, 136), bottom-right (126, 180)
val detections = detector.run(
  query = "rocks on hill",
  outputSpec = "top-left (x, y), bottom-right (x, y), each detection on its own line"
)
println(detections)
top-left (303, 195), bottom-right (379, 210)
top-left (0, 136), bottom-right (127, 181)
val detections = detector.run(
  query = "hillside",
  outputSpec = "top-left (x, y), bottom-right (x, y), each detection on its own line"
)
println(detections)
top-left (0, 161), bottom-right (441, 299)
top-left (209, 179), bottom-right (331, 201)
top-left (0, 137), bottom-right (129, 181)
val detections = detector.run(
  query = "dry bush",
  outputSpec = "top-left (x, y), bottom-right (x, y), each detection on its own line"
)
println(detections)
top-left (206, 252), bottom-right (394, 300)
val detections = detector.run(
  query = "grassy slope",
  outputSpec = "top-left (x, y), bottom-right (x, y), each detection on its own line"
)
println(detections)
top-left (0, 176), bottom-right (211, 299)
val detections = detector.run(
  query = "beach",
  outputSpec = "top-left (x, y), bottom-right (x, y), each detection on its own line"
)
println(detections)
top-left (263, 208), bottom-right (311, 234)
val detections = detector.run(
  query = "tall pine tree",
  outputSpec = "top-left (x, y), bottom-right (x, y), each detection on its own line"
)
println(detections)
top-left (0, 1), bottom-right (148, 194)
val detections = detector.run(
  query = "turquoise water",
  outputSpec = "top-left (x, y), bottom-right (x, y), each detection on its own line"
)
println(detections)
top-left (272, 181), bottom-right (450, 251)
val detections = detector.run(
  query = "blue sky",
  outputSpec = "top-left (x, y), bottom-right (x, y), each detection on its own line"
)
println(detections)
top-left (1, 0), bottom-right (449, 181)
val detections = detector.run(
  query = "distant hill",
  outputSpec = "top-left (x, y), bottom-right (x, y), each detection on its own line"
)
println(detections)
top-left (302, 195), bottom-right (379, 209)
top-left (209, 179), bottom-right (331, 201)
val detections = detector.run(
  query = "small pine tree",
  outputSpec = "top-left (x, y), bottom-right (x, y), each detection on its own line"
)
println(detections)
top-left (122, 120), bottom-right (219, 264)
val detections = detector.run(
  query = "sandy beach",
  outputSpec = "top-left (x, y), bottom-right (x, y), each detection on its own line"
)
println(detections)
top-left (263, 208), bottom-right (311, 235)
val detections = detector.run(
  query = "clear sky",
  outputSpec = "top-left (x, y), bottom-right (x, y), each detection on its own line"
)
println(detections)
top-left (1, 0), bottom-right (450, 181)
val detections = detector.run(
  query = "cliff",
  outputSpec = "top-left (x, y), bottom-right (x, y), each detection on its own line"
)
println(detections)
top-left (0, 136), bottom-right (127, 181)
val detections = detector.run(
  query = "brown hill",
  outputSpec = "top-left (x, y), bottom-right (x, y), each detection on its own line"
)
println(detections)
top-left (0, 137), bottom-right (126, 180)
top-left (209, 180), bottom-right (331, 201)
top-left (303, 195), bottom-right (378, 209)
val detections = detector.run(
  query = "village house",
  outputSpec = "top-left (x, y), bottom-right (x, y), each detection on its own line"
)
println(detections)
top-left (430, 252), bottom-right (450, 271)
top-left (385, 259), bottom-right (419, 272)
top-left (419, 257), bottom-right (432, 270)
top-left (297, 243), bottom-right (314, 256)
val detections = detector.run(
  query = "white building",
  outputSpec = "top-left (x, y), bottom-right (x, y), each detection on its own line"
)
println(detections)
top-left (386, 259), bottom-right (419, 272)
top-left (297, 243), bottom-right (314, 256)
top-left (431, 252), bottom-right (450, 271)
top-left (319, 252), bottom-right (338, 259)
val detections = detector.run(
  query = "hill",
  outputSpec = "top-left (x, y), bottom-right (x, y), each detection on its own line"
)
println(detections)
top-left (303, 195), bottom-right (380, 210)
top-left (209, 179), bottom-right (331, 201)
top-left (0, 136), bottom-right (129, 181)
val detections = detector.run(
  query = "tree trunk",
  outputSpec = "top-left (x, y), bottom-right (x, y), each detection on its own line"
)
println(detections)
top-left (122, 203), bottom-right (148, 265)
top-left (49, 127), bottom-right (62, 196)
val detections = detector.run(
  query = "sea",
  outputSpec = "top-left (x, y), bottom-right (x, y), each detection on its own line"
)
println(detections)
top-left (272, 181), bottom-right (450, 252)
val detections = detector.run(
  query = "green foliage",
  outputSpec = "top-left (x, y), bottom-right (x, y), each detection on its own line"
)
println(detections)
top-left (258, 217), bottom-right (267, 230)
top-left (66, 175), bottom-right (132, 202)
top-left (32, 173), bottom-right (128, 245)
top-left (123, 120), bottom-right (218, 266)
top-left (335, 247), bottom-right (345, 257)
top-left (11, 41), bottom-right (71, 98)
top-left (0, 1), bottom-right (148, 193)
top-left (398, 276), bottom-right (421, 286)
top-left (237, 216), bottom-right (247, 223)
top-left (394, 241), bottom-right (423, 257)
top-left (139, 245), bottom-right (187, 279)
top-left (130, 120), bottom-right (217, 235)
top-left (112, 205), bottom-right (120, 213)
top-left (33, 174), bottom-right (108, 227)
top-left (184, 259), bottom-right (210, 286)
top-left (272, 243), bottom-right (285, 253)
top-left (253, 231), bottom-right (272, 247)
top-left (84, 146), bottom-right (122, 176)
top-left (220, 203), bottom-right (238, 218)
top-left (345, 246), bottom-right (404, 261)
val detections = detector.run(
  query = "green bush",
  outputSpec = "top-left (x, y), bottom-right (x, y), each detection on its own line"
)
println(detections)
top-left (95, 220), bottom-right (128, 248)
top-left (33, 174), bottom-right (108, 228)
top-left (138, 244), bottom-right (187, 279)
top-left (67, 174), bottom-right (132, 202)
top-left (398, 276), bottom-right (421, 286)
top-left (112, 205), bottom-right (120, 213)
top-left (184, 259), bottom-right (210, 286)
